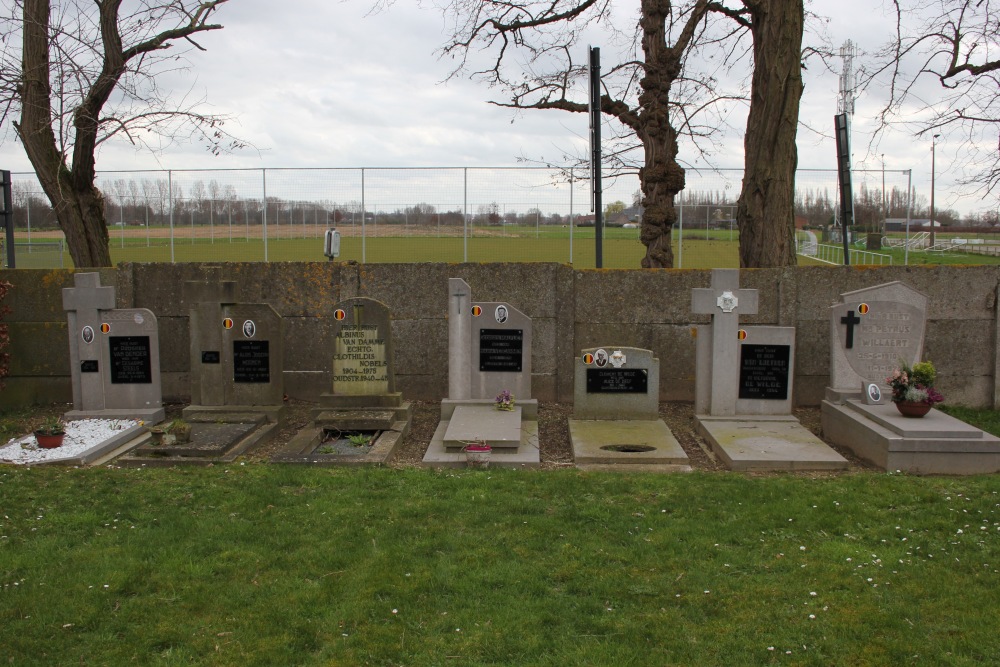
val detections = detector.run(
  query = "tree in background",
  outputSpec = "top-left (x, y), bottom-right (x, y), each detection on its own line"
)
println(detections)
top-left (433, 0), bottom-right (806, 267)
top-left (0, 0), bottom-right (241, 267)
top-left (866, 0), bottom-right (1000, 201)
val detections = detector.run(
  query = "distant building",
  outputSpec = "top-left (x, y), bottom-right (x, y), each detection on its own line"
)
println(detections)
top-left (885, 218), bottom-right (941, 232)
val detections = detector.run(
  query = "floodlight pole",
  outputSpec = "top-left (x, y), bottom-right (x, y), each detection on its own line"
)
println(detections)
top-left (589, 46), bottom-right (603, 269)
top-left (1, 170), bottom-right (13, 268)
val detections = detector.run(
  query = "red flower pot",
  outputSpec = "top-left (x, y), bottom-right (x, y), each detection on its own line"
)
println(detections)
top-left (895, 401), bottom-right (932, 418)
top-left (34, 432), bottom-right (65, 449)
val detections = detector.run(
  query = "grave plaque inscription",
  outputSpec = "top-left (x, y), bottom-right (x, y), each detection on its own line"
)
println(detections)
top-left (738, 344), bottom-right (790, 400)
top-left (586, 368), bottom-right (649, 394)
top-left (109, 336), bottom-right (153, 384)
top-left (479, 329), bottom-right (523, 372)
top-left (233, 341), bottom-right (270, 383)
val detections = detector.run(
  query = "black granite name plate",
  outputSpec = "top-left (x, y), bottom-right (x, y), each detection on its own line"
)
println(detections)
top-left (201, 351), bottom-right (221, 364)
top-left (233, 340), bottom-right (270, 383)
top-left (81, 360), bottom-right (99, 373)
top-left (479, 329), bottom-right (523, 372)
top-left (739, 344), bottom-right (790, 400)
top-left (109, 336), bottom-right (153, 384)
top-left (586, 368), bottom-right (648, 393)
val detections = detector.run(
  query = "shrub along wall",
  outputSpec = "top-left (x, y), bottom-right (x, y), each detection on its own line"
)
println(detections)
top-left (1, 263), bottom-right (997, 409)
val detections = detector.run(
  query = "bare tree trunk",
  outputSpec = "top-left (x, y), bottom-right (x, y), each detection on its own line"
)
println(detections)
top-left (737, 0), bottom-right (803, 268)
top-left (16, 0), bottom-right (111, 267)
top-left (637, 0), bottom-right (688, 269)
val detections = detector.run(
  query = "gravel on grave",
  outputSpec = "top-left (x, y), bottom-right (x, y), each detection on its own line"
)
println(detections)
top-left (0, 419), bottom-right (140, 465)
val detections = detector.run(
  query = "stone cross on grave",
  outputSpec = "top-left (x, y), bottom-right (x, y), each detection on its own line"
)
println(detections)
top-left (63, 272), bottom-right (116, 411)
top-left (691, 268), bottom-right (759, 416)
top-left (184, 278), bottom-right (238, 406)
top-left (448, 278), bottom-right (472, 400)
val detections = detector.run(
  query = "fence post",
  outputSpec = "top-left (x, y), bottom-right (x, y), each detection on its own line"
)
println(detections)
top-left (361, 168), bottom-right (368, 264)
top-left (463, 168), bottom-right (468, 263)
top-left (677, 202), bottom-right (684, 269)
top-left (569, 168), bottom-right (574, 265)
top-left (262, 168), bottom-right (269, 262)
top-left (169, 170), bottom-right (175, 264)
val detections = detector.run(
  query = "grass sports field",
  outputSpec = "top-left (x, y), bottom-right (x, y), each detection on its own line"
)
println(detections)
top-left (9, 225), bottom-right (1000, 269)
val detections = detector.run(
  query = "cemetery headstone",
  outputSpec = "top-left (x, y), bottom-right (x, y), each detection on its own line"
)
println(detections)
top-left (826, 281), bottom-right (927, 401)
top-left (568, 346), bottom-right (688, 469)
top-left (124, 278), bottom-right (284, 466)
top-left (63, 272), bottom-right (164, 423)
top-left (691, 269), bottom-right (847, 471)
top-left (822, 280), bottom-right (1000, 474)
top-left (183, 279), bottom-right (285, 420)
top-left (273, 297), bottom-right (412, 466)
top-left (423, 278), bottom-right (539, 468)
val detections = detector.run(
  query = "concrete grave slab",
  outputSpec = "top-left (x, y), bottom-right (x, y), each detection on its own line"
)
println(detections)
top-left (118, 413), bottom-right (277, 467)
top-left (423, 420), bottom-right (540, 468)
top-left (822, 400), bottom-right (1000, 474)
top-left (569, 419), bottom-right (689, 467)
top-left (443, 405), bottom-right (522, 449)
top-left (695, 415), bottom-right (849, 472)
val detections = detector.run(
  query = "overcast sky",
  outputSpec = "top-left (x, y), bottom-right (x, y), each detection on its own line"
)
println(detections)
top-left (0, 0), bottom-right (990, 215)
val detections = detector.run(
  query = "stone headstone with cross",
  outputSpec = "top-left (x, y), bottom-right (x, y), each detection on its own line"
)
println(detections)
top-left (423, 278), bottom-right (539, 468)
top-left (691, 269), bottom-right (760, 417)
top-left (272, 297), bottom-right (412, 465)
top-left (826, 281), bottom-right (928, 401)
top-left (182, 279), bottom-right (285, 423)
top-left (691, 269), bottom-right (847, 471)
top-left (821, 280), bottom-right (1000, 474)
top-left (62, 272), bottom-right (164, 423)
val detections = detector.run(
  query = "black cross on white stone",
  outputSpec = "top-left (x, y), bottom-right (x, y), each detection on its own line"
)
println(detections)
top-left (840, 310), bottom-right (861, 349)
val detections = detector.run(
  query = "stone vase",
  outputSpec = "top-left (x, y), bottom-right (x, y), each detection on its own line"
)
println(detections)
top-left (895, 400), bottom-right (932, 418)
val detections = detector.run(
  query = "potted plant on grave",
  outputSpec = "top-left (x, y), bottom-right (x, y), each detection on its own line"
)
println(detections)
top-left (463, 438), bottom-right (492, 469)
top-left (494, 389), bottom-right (515, 411)
top-left (148, 418), bottom-right (191, 445)
top-left (33, 416), bottom-right (66, 449)
top-left (886, 360), bottom-right (944, 418)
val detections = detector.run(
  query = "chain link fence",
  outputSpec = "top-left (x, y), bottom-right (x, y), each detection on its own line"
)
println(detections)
top-left (3, 166), bottom-right (914, 269)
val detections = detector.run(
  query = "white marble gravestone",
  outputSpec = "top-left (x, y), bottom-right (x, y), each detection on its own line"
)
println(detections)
top-left (63, 272), bottom-right (164, 422)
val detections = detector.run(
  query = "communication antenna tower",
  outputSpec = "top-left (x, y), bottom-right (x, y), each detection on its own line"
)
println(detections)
top-left (838, 40), bottom-right (857, 116)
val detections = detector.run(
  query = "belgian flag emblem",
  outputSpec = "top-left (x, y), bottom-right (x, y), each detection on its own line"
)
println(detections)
top-left (223, 318), bottom-right (234, 330)
top-left (583, 353), bottom-right (594, 365)
top-left (471, 305), bottom-right (483, 317)
top-left (858, 303), bottom-right (870, 314)
top-left (334, 309), bottom-right (346, 321)
top-left (737, 329), bottom-right (747, 341)
top-left (100, 323), bottom-right (111, 334)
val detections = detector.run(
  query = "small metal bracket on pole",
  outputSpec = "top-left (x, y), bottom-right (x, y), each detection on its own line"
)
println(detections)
top-left (1, 170), bottom-right (14, 268)
top-left (323, 228), bottom-right (341, 261)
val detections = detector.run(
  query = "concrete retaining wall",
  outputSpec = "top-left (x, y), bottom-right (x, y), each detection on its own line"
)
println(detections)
top-left (1, 263), bottom-right (996, 408)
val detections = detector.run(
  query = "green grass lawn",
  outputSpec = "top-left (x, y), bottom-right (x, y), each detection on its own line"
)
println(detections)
top-left (12, 225), bottom-right (1000, 269)
top-left (2, 463), bottom-right (1000, 666)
